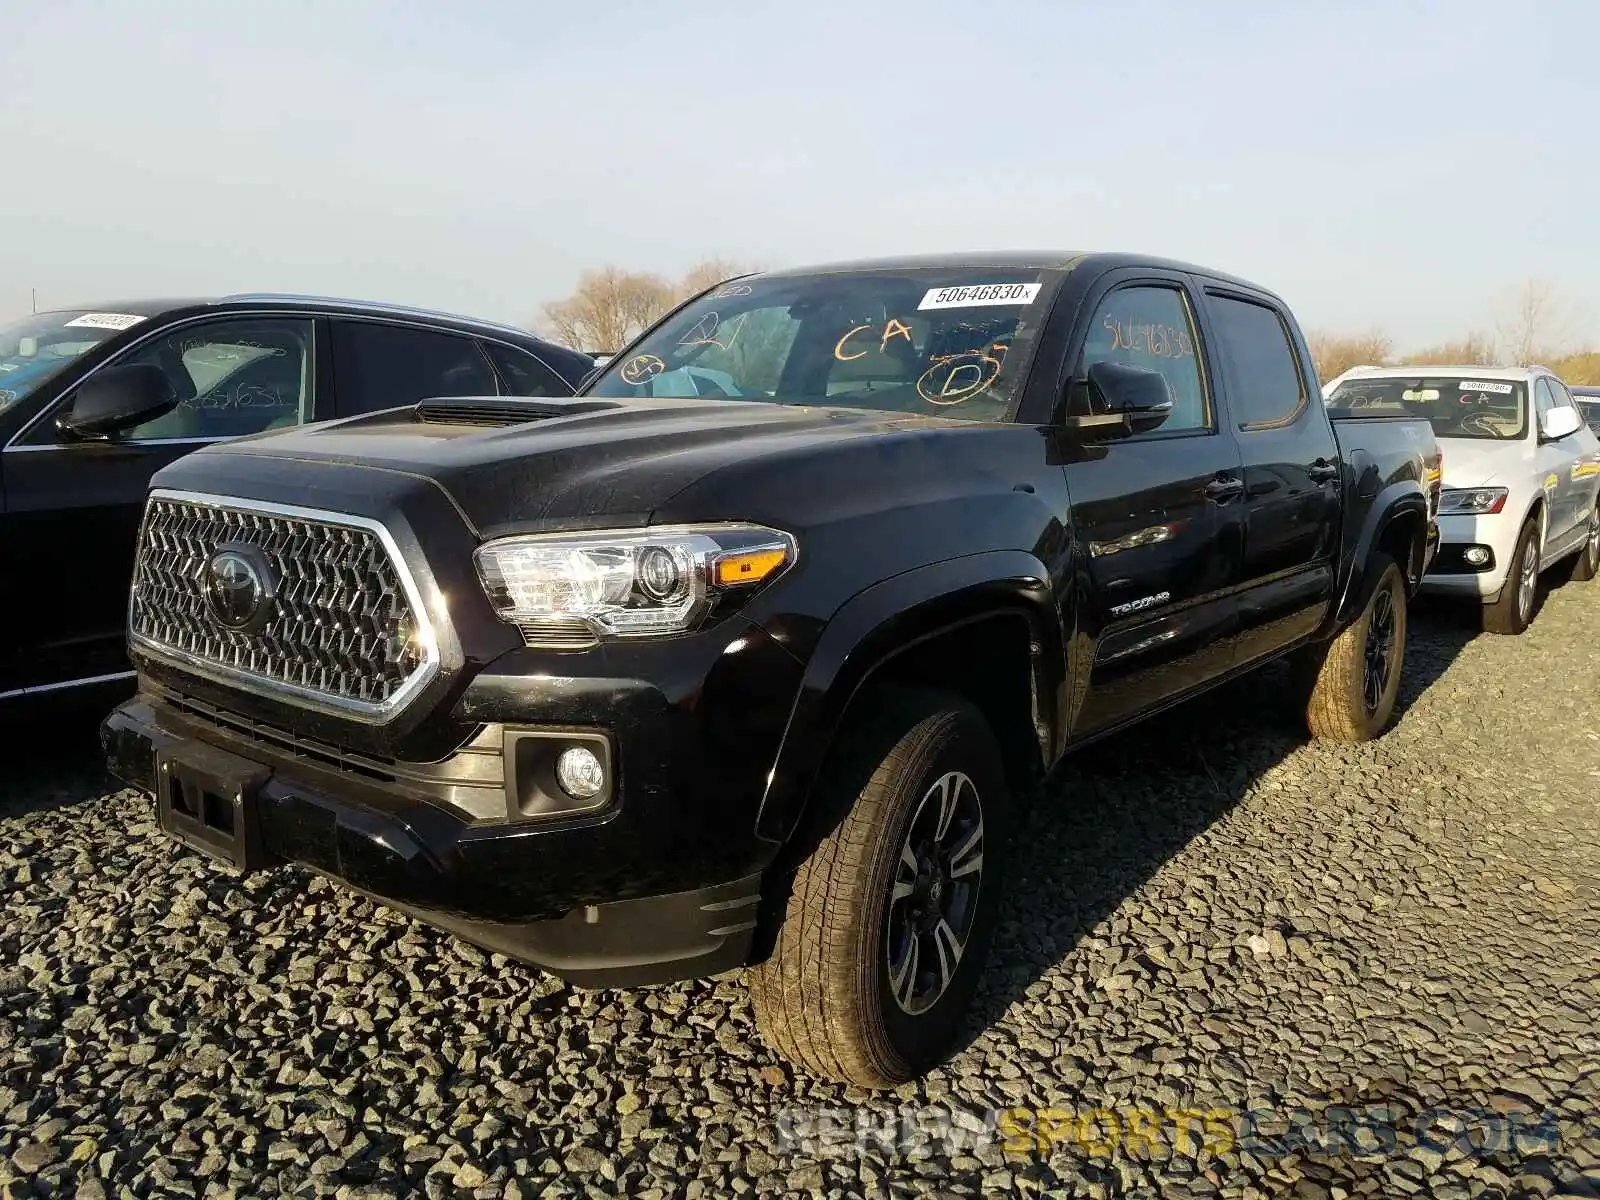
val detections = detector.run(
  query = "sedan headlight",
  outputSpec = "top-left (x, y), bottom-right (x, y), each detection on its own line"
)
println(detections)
top-left (474, 524), bottom-right (796, 646)
top-left (1437, 487), bottom-right (1508, 515)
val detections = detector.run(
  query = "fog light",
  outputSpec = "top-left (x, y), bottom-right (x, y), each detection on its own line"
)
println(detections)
top-left (555, 746), bottom-right (605, 800)
top-left (1463, 546), bottom-right (1490, 566)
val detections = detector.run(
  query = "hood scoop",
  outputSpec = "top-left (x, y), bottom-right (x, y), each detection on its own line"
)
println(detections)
top-left (413, 396), bottom-right (624, 428)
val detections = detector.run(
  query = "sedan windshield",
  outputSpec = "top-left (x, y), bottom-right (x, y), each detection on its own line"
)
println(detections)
top-left (1328, 376), bottom-right (1527, 440)
top-left (585, 268), bottom-right (1060, 422)
top-left (0, 310), bottom-right (147, 416)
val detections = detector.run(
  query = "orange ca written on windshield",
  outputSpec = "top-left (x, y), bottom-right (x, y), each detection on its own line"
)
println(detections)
top-left (587, 269), bottom-right (1058, 423)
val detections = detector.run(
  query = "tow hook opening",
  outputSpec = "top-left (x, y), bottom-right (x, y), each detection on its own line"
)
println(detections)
top-left (166, 775), bottom-right (238, 836)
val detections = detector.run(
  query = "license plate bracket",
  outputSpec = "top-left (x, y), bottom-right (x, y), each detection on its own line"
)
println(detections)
top-left (155, 742), bottom-right (272, 872)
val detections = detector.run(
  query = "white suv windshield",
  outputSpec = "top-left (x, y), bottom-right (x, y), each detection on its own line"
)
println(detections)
top-left (1329, 376), bottom-right (1528, 441)
top-left (0, 310), bottom-right (145, 416)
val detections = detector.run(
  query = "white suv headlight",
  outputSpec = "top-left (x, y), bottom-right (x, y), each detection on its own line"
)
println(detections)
top-left (1437, 487), bottom-right (1508, 515)
top-left (473, 524), bottom-right (795, 646)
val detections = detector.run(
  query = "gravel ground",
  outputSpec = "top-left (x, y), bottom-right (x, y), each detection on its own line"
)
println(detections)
top-left (3, 577), bottom-right (1599, 1200)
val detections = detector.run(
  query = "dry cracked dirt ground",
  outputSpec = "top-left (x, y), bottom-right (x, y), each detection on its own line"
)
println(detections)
top-left (2, 577), bottom-right (1598, 1199)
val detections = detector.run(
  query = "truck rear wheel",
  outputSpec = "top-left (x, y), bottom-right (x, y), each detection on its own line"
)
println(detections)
top-left (1483, 517), bottom-right (1541, 634)
top-left (749, 688), bottom-right (1010, 1088)
top-left (1300, 552), bottom-right (1407, 742)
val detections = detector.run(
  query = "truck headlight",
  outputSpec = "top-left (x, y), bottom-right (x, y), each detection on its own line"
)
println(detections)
top-left (473, 524), bottom-right (796, 646)
top-left (1437, 487), bottom-right (1508, 515)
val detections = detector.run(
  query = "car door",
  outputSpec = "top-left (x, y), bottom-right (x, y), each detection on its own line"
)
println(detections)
top-left (1059, 273), bottom-right (1246, 737)
top-left (1552, 380), bottom-right (1600, 527)
top-left (1542, 377), bottom-right (1599, 550)
top-left (2, 315), bottom-right (318, 690)
top-left (330, 320), bottom-right (500, 417)
top-left (1197, 288), bottom-right (1342, 666)
top-left (1531, 377), bottom-right (1580, 548)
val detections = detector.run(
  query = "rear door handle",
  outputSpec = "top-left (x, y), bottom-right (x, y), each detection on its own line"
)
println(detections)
top-left (1204, 474), bottom-right (1244, 503)
top-left (1307, 458), bottom-right (1340, 483)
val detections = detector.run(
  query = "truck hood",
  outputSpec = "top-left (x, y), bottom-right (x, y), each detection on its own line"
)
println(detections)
top-left (1436, 436), bottom-right (1525, 489)
top-left (172, 396), bottom-right (1006, 538)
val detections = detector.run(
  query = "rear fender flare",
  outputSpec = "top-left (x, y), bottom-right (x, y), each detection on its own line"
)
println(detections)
top-left (1333, 484), bottom-right (1430, 627)
top-left (753, 551), bottom-right (1064, 845)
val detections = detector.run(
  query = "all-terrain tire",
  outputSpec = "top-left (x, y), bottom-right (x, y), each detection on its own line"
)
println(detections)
top-left (1483, 517), bottom-right (1541, 635)
top-left (749, 687), bottom-right (1011, 1088)
top-left (1300, 553), bottom-right (1408, 742)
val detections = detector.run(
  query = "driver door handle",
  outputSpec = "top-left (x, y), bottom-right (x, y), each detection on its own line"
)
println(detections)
top-left (1204, 473), bottom-right (1244, 503)
top-left (1308, 458), bottom-right (1341, 483)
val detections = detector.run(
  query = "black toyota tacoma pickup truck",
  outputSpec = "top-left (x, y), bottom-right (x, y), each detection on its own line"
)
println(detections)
top-left (103, 252), bottom-right (1441, 1087)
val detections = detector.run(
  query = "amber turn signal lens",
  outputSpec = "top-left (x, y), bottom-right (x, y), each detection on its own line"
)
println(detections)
top-left (713, 548), bottom-right (788, 587)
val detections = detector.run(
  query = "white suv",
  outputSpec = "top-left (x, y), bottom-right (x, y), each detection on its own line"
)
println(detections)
top-left (1323, 364), bottom-right (1600, 634)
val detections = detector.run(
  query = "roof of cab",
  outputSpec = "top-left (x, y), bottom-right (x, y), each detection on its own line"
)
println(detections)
top-left (752, 250), bottom-right (1271, 293)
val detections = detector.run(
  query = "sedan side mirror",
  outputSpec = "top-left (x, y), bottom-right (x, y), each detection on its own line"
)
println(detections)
top-left (1539, 405), bottom-right (1583, 442)
top-left (56, 363), bottom-right (178, 439)
top-left (1060, 360), bottom-right (1174, 440)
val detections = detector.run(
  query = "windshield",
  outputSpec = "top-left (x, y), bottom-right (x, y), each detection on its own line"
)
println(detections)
top-left (1328, 375), bottom-right (1528, 440)
top-left (0, 310), bottom-right (147, 416)
top-left (585, 268), bottom-right (1058, 421)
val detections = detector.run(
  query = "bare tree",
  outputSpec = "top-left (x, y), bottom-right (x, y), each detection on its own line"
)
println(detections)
top-left (676, 258), bottom-right (759, 300)
top-left (540, 268), bottom-right (676, 353)
top-left (538, 259), bottom-right (763, 353)
top-left (1495, 278), bottom-right (1580, 366)
top-left (1399, 332), bottom-right (1499, 367)
top-left (1307, 329), bottom-right (1393, 382)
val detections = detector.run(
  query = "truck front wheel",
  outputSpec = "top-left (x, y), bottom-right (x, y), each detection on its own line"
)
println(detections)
top-left (1298, 552), bottom-right (1408, 742)
top-left (749, 688), bottom-right (1011, 1088)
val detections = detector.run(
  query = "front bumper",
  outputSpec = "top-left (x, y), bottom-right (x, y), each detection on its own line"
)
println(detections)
top-left (1419, 512), bottom-right (1514, 601)
top-left (102, 687), bottom-right (774, 987)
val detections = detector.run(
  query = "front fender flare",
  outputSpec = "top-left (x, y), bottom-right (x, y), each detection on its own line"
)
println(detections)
top-left (752, 551), bottom-right (1063, 845)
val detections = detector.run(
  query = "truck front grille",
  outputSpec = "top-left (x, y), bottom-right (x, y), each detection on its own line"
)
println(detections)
top-left (129, 492), bottom-right (436, 719)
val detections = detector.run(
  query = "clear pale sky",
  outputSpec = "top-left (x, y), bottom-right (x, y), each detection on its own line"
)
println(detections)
top-left (2, 0), bottom-right (1595, 350)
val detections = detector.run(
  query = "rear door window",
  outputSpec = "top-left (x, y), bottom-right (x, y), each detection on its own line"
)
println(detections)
top-left (1206, 295), bottom-right (1308, 429)
top-left (333, 321), bottom-right (499, 414)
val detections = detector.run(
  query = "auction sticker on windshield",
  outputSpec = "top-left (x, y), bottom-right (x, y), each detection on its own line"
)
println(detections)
top-left (1458, 380), bottom-right (1514, 393)
top-left (918, 283), bottom-right (1041, 310)
top-left (63, 313), bottom-right (147, 331)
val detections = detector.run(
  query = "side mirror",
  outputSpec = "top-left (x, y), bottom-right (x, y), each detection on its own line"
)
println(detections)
top-left (56, 363), bottom-right (178, 439)
top-left (1060, 360), bottom-right (1174, 439)
top-left (1539, 405), bottom-right (1583, 442)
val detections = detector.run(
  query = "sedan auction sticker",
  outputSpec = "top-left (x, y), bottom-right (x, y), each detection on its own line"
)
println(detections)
top-left (918, 283), bottom-right (1041, 310)
top-left (1458, 380), bottom-right (1514, 393)
top-left (63, 312), bottom-right (147, 331)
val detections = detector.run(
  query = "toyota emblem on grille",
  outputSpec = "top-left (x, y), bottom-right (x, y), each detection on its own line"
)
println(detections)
top-left (203, 543), bottom-right (277, 634)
